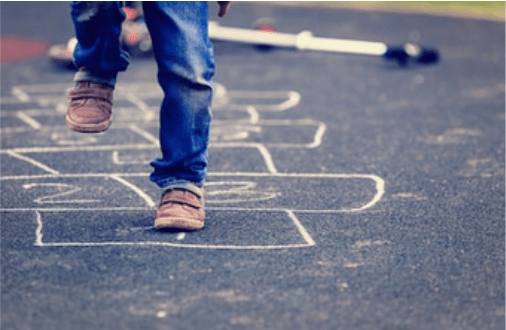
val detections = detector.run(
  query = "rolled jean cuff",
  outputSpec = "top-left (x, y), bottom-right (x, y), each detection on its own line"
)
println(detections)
top-left (163, 181), bottom-right (203, 195)
top-left (162, 181), bottom-right (205, 204)
top-left (73, 70), bottom-right (117, 88)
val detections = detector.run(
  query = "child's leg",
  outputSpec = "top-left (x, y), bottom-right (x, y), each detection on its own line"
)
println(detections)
top-left (142, 1), bottom-right (215, 189)
top-left (70, 1), bottom-right (129, 86)
top-left (67, 2), bottom-right (129, 133)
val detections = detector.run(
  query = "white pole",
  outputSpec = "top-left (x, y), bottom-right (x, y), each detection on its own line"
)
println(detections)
top-left (208, 21), bottom-right (387, 56)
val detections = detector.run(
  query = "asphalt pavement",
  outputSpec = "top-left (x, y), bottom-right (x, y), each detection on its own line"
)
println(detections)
top-left (1, 2), bottom-right (504, 330)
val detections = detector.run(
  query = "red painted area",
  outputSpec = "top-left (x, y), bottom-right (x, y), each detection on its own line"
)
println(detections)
top-left (1, 36), bottom-right (49, 64)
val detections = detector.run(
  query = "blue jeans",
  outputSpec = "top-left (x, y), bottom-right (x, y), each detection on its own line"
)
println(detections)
top-left (70, 1), bottom-right (215, 190)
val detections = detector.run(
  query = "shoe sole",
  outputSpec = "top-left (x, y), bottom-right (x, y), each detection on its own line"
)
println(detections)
top-left (66, 115), bottom-right (112, 133)
top-left (154, 217), bottom-right (204, 231)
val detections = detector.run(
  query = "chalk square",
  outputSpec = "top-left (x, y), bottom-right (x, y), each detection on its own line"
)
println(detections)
top-left (34, 209), bottom-right (314, 250)
top-left (0, 176), bottom-right (154, 210)
top-left (205, 173), bottom-right (383, 212)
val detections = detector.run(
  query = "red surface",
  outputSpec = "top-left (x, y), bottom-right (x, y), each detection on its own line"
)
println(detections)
top-left (1, 36), bottom-right (49, 64)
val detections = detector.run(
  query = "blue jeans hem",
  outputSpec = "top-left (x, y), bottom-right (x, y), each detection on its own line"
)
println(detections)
top-left (73, 70), bottom-right (117, 87)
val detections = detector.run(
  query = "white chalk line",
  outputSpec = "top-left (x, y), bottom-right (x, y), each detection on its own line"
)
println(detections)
top-left (31, 208), bottom-right (313, 250)
top-left (247, 106), bottom-right (260, 124)
top-left (1, 119), bottom-right (326, 156)
top-left (286, 210), bottom-right (315, 246)
top-left (0, 142), bottom-right (279, 175)
top-left (0, 171), bottom-right (384, 181)
top-left (121, 93), bottom-right (156, 122)
top-left (9, 83), bottom-right (72, 94)
top-left (4, 150), bottom-right (60, 175)
top-left (224, 90), bottom-right (301, 112)
top-left (0, 143), bottom-right (157, 154)
top-left (0, 96), bottom-right (27, 104)
top-left (112, 150), bottom-right (151, 165)
top-left (0, 142), bottom-right (273, 154)
top-left (19, 200), bottom-right (318, 251)
top-left (127, 124), bottom-right (160, 145)
top-left (205, 181), bottom-right (281, 204)
top-left (0, 206), bottom-right (379, 214)
top-left (0, 109), bottom-right (55, 117)
top-left (15, 112), bottom-right (42, 130)
top-left (258, 119), bottom-right (326, 148)
top-left (11, 87), bottom-right (30, 102)
top-left (23, 183), bottom-right (100, 204)
top-left (50, 131), bottom-right (99, 146)
top-left (255, 143), bottom-right (277, 173)
top-left (34, 241), bottom-right (313, 250)
top-left (34, 211), bottom-right (43, 246)
top-left (108, 175), bottom-right (156, 208)
top-left (210, 143), bottom-right (278, 173)
top-left (0, 172), bottom-right (384, 213)
top-left (2, 207), bottom-right (153, 212)
top-left (212, 119), bottom-right (327, 149)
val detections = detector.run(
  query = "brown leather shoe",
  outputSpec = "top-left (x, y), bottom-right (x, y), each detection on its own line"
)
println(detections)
top-left (66, 81), bottom-right (113, 133)
top-left (154, 188), bottom-right (205, 231)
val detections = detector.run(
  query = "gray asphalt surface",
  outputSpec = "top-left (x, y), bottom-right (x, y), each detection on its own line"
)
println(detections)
top-left (1, 2), bottom-right (505, 330)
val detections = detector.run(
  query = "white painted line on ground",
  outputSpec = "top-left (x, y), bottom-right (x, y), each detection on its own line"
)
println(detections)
top-left (225, 90), bottom-right (301, 112)
top-left (22, 183), bottom-right (100, 204)
top-left (210, 143), bottom-right (278, 173)
top-left (5, 150), bottom-right (60, 175)
top-left (286, 210), bottom-right (316, 246)
top-left (0, 143), bottom-right (157, 154)
top-left (31, 208), bottom-right (315, 250)
top-left (111, 150), bottom-right (151, 165)
top-left (15, 112), bottom-right (42, 130)
top-left (0, 170), bottom-right (384, 181)
top-left (247, 106), bottom-right (260, 124)
top-left (34, 211), bottom-right (43, 246)
top-left (128, 124), bottom-right (160, 145)
top-left (109, 175), bottom-right (157, 208)
top-left (0, 109), bottom-right (56, 117)
top-left (0, 96), bottom-right (27, 104)
top-left (34, 240), bottom-right (313, 250)
top-left (2, 207), bottom-right (154, 212)
top-left (121, 93), bottom-right (156, 122)
top-left (12, 87), bottom-right (30, 102)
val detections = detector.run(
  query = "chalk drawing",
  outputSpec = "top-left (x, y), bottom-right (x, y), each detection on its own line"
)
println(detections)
top-left (0, 81), bottom-right (385, 250)
top-left (23, 183), bottom-right (100, 204)
top-left (5, 150), bottom-right (60, 175)
top-left (15, 111), bottom-right (41, 130)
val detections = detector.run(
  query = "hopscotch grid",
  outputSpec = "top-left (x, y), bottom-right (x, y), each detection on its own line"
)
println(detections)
top-left (2, 82), bottom-right (385, 251)
top-left (1, 119), bottom-right (326, 148)
top-left (0, 172), bottom-right (384, 213)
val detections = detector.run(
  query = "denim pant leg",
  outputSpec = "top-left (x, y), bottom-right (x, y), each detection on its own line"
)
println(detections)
top-left (142, 1), bottom-right (215, 189)
top-left (70, 1), bottom-right (129, 86)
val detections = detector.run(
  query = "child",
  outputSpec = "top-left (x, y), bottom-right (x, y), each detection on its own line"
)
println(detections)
top-left (66, 1), bottom-right (231, 230)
